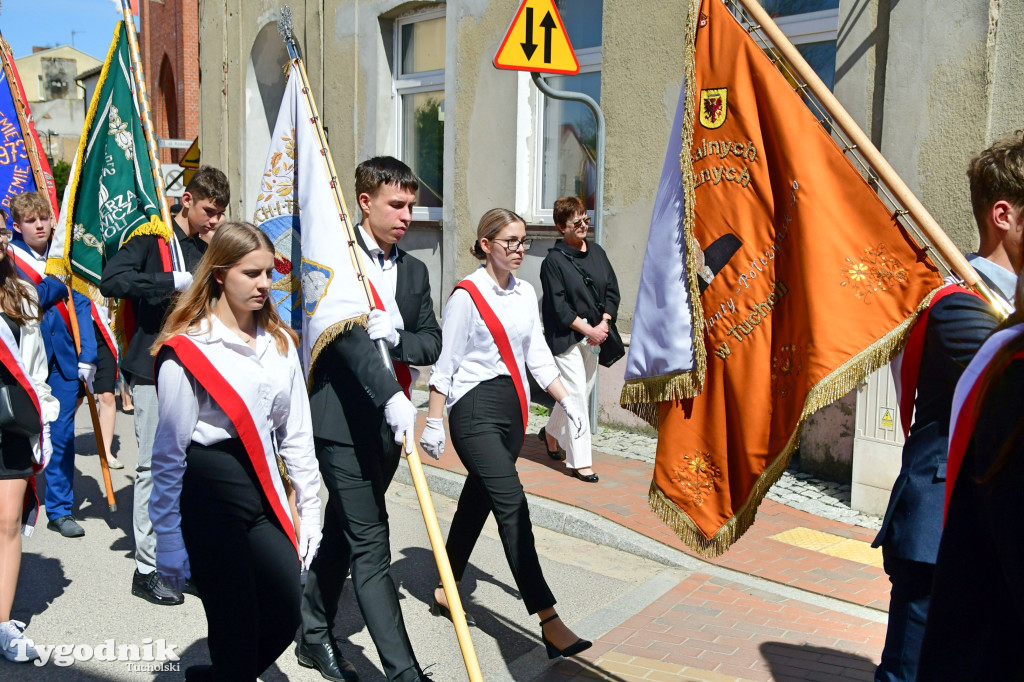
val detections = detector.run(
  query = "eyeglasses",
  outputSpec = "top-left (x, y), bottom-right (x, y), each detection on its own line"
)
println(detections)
top-left (571, 216), bottom-right (591, 229)
top-left (492, 237), bottom-right (533, 252)
top-left (0, 229), bottom-right (11, 243)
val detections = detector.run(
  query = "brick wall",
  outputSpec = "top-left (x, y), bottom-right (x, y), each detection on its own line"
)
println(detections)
top-left (140, 0), bottom-right (198, 165)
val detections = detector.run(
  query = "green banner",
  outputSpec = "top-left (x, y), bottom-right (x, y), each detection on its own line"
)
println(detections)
top-left (46, 21), bottom-right (169, 285)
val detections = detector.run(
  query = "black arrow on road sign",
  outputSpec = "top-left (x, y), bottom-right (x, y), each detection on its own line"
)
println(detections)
top-left (521, 7), bottom-right (537, 60)
top-left (540, 11), bottom-right (557, 63)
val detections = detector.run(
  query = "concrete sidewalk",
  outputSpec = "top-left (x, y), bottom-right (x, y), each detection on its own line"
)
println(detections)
top-left (405, 395), bottom-right (890, 682)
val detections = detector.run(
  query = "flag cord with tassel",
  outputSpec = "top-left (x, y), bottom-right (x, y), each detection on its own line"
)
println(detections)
top-left (276, 8), bottom-right (483, 681)
top-left (0, 36), bottom-right (118, 511)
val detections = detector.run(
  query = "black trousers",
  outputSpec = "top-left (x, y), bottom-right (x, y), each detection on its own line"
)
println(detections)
top-left (180, 440), bottom-right (300, 682)
top-left (300, 437), bottom-right (422, 682)
top-left (875, 547), bottom-right (934, 682)
top-left (446, 376), bottom-right (556, 614)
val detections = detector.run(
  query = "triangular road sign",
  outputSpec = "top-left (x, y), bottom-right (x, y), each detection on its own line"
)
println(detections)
top-left (180, 137), bottom-right (200, 168)
top-left (494, 0), bottom-right (579, 75)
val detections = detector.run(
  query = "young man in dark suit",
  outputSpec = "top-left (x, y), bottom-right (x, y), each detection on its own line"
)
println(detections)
top-left (872, 132), bottom-right (1024, 682)
top-left (99, 166), bottom-right (229, 606)
top-left (298, 156), bottom-right (441, 682)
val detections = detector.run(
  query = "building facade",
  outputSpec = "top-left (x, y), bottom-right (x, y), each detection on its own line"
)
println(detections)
top-left (194, 0), bottom-right (1023, 510)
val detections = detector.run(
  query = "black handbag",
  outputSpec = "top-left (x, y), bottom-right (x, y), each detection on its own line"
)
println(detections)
top-left (0, 366), bottom-right (41, 438)
top-left (562, 252), bottom-right (625, 368)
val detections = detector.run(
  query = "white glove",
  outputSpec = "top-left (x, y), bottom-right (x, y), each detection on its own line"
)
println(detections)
top-left (367, 309), bottom-right (401, 348)
top-left (384, 392), bottom-right (417, 454)
top-left (560, 397), bottom-right (589, 440)
top-left (77, 362), bottom-right (96, 393)
top-left (156, 546), bottom-right (190, 594)
top-left (172, 271), bottom-right (193, 292)
top-left (418, 417), bottom-right (445, 460)
top-left (297, 511), bottom-right (323, 571)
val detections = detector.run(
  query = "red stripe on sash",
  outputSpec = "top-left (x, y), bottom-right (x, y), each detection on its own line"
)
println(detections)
top-left (161, 336), bottom-right (298, 551)
top-left (0, 331), bottom-right (44, 449)
top-left (945, 347), bottom-right (1024, 520)
top-left (91, 304), bottom-right (119, 368)
top-left (453, 281), bottom-right (529, 430)
top-left (157, 238), bottom-right (172, 272)
top-left (899, 284), bottom-right (983, 437)
top-left (9, 249), bottom-right (72, 332)
top-left (366, 280), bottom-right (412, 398)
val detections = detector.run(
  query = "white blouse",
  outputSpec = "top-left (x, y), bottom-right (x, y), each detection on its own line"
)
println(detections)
top-left (429, 266), bottom-right (560, 411)
top-left (149, 315), bottom-right (321, 551)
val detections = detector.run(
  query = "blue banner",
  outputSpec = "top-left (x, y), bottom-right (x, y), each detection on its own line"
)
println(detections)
top-left (0, 65), bottom-right (38, 232)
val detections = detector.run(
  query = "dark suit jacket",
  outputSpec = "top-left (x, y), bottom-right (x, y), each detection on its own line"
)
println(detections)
top-left (308, 239), bottom-right (441, 449)
top-left (99, 235), bottom-right (178, 384)
top-left (917, 356), bottom-right (1024, 680)
top-left (872, 280), bottom-right (1002, 563)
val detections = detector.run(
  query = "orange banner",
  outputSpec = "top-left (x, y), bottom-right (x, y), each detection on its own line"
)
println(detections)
top-left (650, 0), bottom-right (943, 556)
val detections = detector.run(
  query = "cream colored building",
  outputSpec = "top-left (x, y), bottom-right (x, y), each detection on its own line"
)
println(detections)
top-left (14, 45), bottom-right (101, 102)
top-left (197, 1), bottom-right (1023, 512)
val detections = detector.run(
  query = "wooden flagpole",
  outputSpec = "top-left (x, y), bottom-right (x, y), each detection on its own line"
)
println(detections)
top-left (0, 37), bottom-right (118, 511)
top-left (734, 0), bottom-right (1012, 319)
top-left (277, 9), bottom-right (483, 681)
top-left (118, 0), bottom-right (181, 271)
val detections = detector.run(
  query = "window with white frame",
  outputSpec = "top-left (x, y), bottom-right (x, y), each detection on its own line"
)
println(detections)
top-left (535, 0), bottom-right (602, 219)
top-left (395, 7), bottom-right (445, 221)
top-left (741, 0), bottom-right (840, 116)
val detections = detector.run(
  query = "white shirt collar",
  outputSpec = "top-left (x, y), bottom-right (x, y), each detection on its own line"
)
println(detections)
top-left (358, 224), bottom-right (398, 265)
top-left (474, 265), bottom-right (521, 296)
top-left (192, 315), bottom-right (269, 356)
top-left (27, 246), bottom-right (45, 262)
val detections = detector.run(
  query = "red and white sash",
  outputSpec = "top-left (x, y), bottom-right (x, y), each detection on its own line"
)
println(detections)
top-left (160, 335), bottom-right (297, 550)
top-left (9, 243), bottom-right (119, 365)
top-left (945, 322), bottom-right (1024, 519)
top-left (897, 283), bottom-right (983, 438)
top-left (0, 315), bottom-right (47, 533)
top-left (366, 280), bottom-right (413, 398)
top-left (453, 280), bottom-right (529, 430)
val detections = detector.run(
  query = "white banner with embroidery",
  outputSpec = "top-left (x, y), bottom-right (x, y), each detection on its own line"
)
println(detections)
top-left (253, 62), bottom-right (369, 373)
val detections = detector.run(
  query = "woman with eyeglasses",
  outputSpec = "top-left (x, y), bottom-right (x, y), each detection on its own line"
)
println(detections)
top-left (537, 196), bottom-right (620, 482)
top-left (419, 208), bottom-right (593, 659)
top-left (0, 226), bottom-right (58, 663)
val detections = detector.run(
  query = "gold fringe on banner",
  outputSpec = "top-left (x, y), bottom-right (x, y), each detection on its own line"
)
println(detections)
top-left (649, 286), bottom-right (941, 557)
top-left (620, 0), bottom-right (706, 428)
top-left (306, 314), bottom-right (370, 390)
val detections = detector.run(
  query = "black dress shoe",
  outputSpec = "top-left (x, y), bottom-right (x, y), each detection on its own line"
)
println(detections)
top-left (296, 640), bottom-right (359, 682)
top-left (537, 428), bottom-right (565, 460)
top-left (539, 614), bottom-right (593, 659)
top-left (570, 469), bottom-right (599, 483)
top-left (430, 598), bottom-right (477, 627)
top-left (131, 569), bottom-right (184, 606)
top-left (46, 515), bottom-right (85, 538)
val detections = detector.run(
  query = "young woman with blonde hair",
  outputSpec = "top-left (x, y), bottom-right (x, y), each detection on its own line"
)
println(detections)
top-left (420, 208), bottom-right (593, 658)
top-left (149, 221), bottom-right (322, 680)
top-left (0, 224), bottom-right (58, 662)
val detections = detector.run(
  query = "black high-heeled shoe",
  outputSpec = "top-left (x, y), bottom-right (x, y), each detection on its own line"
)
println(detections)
top-left (537, 428), bottom-right (565, 460)
top-left (430, 591), bottom-right (477, 627)
top-left (539, 614), bottom-right (592, 659)
top-left (570, 468), bottom-right (599, 483)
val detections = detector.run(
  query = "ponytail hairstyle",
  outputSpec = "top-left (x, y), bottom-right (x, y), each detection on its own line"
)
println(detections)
top-left (470, 208), bottom-right (525, 260)
top-left (152, 221), bottom-right (298, 355)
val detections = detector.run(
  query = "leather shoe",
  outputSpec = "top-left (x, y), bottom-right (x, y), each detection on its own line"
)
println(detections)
top-left (430, 598), bottom-right (477, 627)
top-left (537, 428), bottom-right (565, 460)
top-left (296, 640), bottom-right (359, 682)
top-left (131, 569), bottom-right (184, 606)
top-left (46, 515), bottom-right (85, 538)
top-left (570, 469), bottom-right (599, 483)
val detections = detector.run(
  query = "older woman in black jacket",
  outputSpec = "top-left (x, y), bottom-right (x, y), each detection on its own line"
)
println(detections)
top-left (538, 196), bottom-right (620, 482)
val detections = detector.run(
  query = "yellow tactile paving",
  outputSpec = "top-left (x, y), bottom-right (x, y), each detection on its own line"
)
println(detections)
top-left (769, 526), bottom-right (884, 567)
top-left (564, 653), bottom-right (757, 681)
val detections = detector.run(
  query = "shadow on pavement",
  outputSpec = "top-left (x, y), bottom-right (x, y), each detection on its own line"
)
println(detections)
top-left (15, 553), bottom-right (70, 624)
top-left (760, 642), bottom-right (876, 681)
